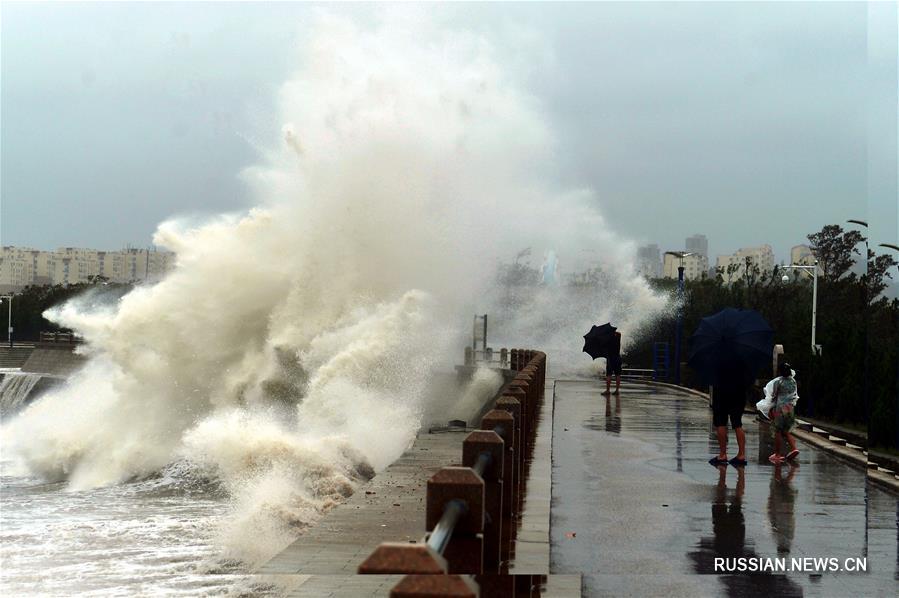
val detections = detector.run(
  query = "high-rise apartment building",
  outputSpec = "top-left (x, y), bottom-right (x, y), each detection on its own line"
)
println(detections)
top-left (685, 234), bottom-right (709, 261)
top-left (716, 245), bottom-right (775, 280)
top-left (663, 252), bottom-right (709, 281)
top-left (0, 246), bottom-right (175, 292)
top-left (636, 244), bottom-right (662, 278)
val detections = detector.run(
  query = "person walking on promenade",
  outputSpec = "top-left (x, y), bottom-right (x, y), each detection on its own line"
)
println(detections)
top-left (601, 331), bottom-right (622, 396)
top-left (708, 357), bottom-right (751, 467)
top-left (767, 362), bottom-right (799, 464)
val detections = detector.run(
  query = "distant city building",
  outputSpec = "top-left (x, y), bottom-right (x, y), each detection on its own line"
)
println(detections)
top-left (788, 244), bottom-right (816, 279)
top-left (636, 244), bottom-right (662, 278)
top-left (685, 234), bottom-right (709, 261)
top-left (663, 252), bottom-right (709, 281)
top-left (716, 245), bottom-right (775, 280)
top-left (790, 244), bottom-right (816, 266)
top-left (0, 246), bottom-right (175, 293)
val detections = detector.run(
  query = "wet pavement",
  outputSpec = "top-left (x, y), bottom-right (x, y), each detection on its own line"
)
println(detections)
top-left (550, 379), bottom-right (899, 597)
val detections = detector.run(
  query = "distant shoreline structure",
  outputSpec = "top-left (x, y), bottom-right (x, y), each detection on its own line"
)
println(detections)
top-left (1, 245), bottom-right (175, 293)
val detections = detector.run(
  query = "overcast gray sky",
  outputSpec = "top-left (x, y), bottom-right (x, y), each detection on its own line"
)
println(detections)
top-left (2, 2), bottom-right (896, 264)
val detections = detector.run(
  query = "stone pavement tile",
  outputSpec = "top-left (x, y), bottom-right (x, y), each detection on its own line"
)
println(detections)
top-left (542, 574), bottom-right (583, 596)
top-left (507, 541), bottom-right (550, 574)
top-left (285, 575), bottom-right (402, 597)
top-left (509, 380), bottom-right (555, 573)
top-left (516, 529), bottom-right (547, 543)
top-left (589, 574), bottom-right (716, 597)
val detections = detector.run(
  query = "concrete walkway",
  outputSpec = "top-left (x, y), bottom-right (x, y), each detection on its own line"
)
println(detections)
top-left (252, 374), bottom-right (580, 596)
top-left (255, 429), bottom-right (465, 595)
top-left (550, 379), bottom-right (898, 597)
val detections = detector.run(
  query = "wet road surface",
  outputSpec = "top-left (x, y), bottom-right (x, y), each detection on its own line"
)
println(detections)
top-left (550, 379), bottom-right (898, 597)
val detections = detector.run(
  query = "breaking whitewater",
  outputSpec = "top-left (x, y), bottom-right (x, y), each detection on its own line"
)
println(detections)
top-left (0, 14), bottom-right (668, 596)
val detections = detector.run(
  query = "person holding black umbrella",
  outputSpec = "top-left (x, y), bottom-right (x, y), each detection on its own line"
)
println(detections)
top-left (688, 308), bottom-right (774, 468)
top-left (583, 323), bottom-right (623, 396)
top-left (709, 356), bottom-right (752, 466)
top-left (602, 331), bottom-right (622, 396)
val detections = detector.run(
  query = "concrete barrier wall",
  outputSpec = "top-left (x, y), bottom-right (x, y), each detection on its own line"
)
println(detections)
top-left (0, 347), bottom-right (34, 369)
top-left (22, 347), bottom-right (88, 377)
top-left (0, 372), bottom-right (66, 415)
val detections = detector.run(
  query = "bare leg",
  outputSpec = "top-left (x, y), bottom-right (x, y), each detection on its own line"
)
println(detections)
top-left (773, 432), bottom-right (782, 456)
top-left (785, 432), bottom-right (797, 452)
top-left (603, 375), bottom-right (611, 395)
top-left (734, 427), bottom-right (746, 460)
top-left (715, 426), bottom-right (728, 460)
top-left (614, 375), bottom-right (621, 393)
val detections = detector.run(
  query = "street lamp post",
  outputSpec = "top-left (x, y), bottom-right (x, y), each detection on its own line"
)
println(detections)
top-left (780, 261), bottom-right (820, 354)
top-left (781, 260), bottom-right (821, 416)
top-left (665, 251), bottom-right (694, 385)
top-left (0, 295), bottom-right (12, 348)
top-left (878, 243), bottom-right (899, 451)
top-left (847, 219), bottom-right (870, 434)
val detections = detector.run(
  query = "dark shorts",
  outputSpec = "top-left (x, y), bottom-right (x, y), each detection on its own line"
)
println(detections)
top-left (712, 389), bottom-right (744, 429)
top-left (606, 356), bottom-right (622, 376)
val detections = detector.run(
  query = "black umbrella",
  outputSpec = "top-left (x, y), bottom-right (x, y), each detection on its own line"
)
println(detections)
top-left (688, 308), bottom-right (773, 385)
top-left (583, 323), bottom-right (618, 360)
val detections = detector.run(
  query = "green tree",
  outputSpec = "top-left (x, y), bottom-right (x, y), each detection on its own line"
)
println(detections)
top-left (630, 222), bottom-right (898, 449)
top-left (807, 224), bottom-right (864, 282)
top-left (864, 249), bottom-right (899, 304)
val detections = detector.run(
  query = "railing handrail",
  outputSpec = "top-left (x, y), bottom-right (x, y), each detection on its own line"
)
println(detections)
top-left (426, 498), bottom-right (467, 555)
top-left (38, 331), bottom-right (83, 343)
top-left (425, 448), bottom-right (495, 557)
top-left (357, 348), bottom-right (547, 592)
top-left (471, 450), bottom-right (492, 479)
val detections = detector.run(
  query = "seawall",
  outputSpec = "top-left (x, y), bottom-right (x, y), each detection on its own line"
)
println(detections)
top-left (21, 345), bottom-right (88, 377)
top-left (0, 346), bottom-right (34, 369)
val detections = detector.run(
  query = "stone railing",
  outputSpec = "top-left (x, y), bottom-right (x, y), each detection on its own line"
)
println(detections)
top-left (38, 331), bottom-right (83, 344)
top-left (357, 349), bottom-right (547, 597)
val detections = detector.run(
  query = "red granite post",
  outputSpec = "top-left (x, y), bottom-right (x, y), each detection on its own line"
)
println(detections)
top-left (358, 543), bottom-right (447, 574)
top-left (515, 574), bottom-right (537, 597)
top-left (502, 386), bottom-right (528, 449)
top-left (521, 367), bottom-right (539, 421)
top-left (538, 359), bottom-right (546, 399)
top-left (480, 408), bottom-right (516, 562)
top-left (508, 378), bottom-right (532, 435)
top-left (462, 430), bottom-right (504, 573)
top-left (475, 574), bottom-right (516, 597)
top-left (391, 574), bottom-right (479, 598)
top-left (494, 395), bottom-right (523, 515)
top-left (427, 467), bottom-right (485, 574)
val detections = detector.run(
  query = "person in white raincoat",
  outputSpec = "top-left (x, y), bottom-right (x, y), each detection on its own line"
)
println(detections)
top-left (757, 362), bottom-right (800, 463)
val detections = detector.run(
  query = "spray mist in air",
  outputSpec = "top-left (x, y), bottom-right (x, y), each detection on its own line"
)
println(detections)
top-left (1, 12), bottom-right (668, 564)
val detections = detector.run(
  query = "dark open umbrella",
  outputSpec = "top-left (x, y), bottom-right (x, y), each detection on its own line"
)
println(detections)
top-left (583, 323), bottom-right (618, 360)
top-left (688, 308), bottom-right (773, 385)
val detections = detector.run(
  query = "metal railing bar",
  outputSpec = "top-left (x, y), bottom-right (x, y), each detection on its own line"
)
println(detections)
top-left (426, 498), bottom-right (467, 555)
top-left (472, 451), bottom-right (491, 478)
